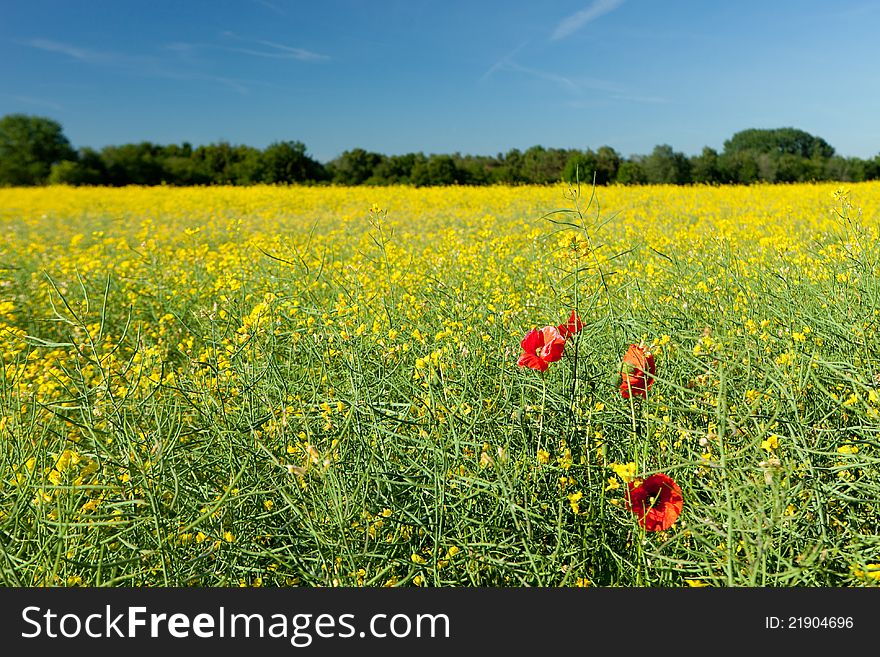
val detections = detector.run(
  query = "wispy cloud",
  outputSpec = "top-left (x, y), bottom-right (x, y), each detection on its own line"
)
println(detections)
top-left (20, 32), bottom-right (327, 98)
top-left (227, 40), bottom-right (329, 61)
top-left (163, 42), bottom-right (199, 54)
top-left (551, 0), bottom-right (625, 41)
top-left (483, 58), bottom-right (623, 96)
top-left (511, 63), bottom-right (619, 95)
top-left (480, 41), bottom-right (530, 82)
top-left (22, 38), bottom-right (126, 64)
top-left (218, 33), bottom-right (329, 61)
top-left (483, 49), bottom-right (666, 107)
top-left (152, 70), bottom-right (251, 94)
top-left (1, 93), bottom-right (63, 111)
top-left (609, 93), bottom-right (668, 104)
top-left (250, 0), bottom-right (286, 15)
top-left (20, 38), bottom-right (254, 94)
top-left (566, 93), bottom-right (668, 108)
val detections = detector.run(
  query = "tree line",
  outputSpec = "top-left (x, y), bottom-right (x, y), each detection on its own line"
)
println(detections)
top-left (2, 113), bottom-right (879, 187)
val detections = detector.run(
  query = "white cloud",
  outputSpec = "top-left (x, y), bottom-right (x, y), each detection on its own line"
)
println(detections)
top-left (252, 40), bottom-right (329, 61)
top-left (551, 0), bottom-right (625, 41)
top-left (485, 60), bottom-right (623, 96)
top-left (1, 94), bottom-right (63, 111)
top-left (217, 33), bottom-right (329, 61)
top-left (23, 39), bottom-right (109, 63)
top-left (480, 40), bottom-right (531, 82)
top-left (20, 38), bottom-right (253, 94)
top-left (250, 0), bottom-right (285, 15)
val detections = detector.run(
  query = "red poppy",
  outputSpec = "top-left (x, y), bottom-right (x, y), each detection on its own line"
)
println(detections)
top-left (620, 343), bottom-right (656, 399)
top-left (626, 472), bottom-right (683, 531)
top-left (517, 326), bottom-right (566, 372)
top-left (558, 310), bottom-right (584, 338)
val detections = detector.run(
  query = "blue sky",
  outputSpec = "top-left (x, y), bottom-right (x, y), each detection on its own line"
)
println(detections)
top-left (2, 0), bottom-right (879, 163)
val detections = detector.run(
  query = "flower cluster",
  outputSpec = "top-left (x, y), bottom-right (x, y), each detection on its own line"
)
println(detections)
top-left (516, 310), bottom-right (583, 372)
top-left (516, 321), bottom-right (682, 533)
top-left (625, 473), bottom-right (683, 532)
top-left (620, 343), bottom-right (656, 399)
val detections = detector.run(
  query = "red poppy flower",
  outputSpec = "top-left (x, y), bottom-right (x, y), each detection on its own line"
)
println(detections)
top-left (558, 310), bottom-right (584, 338)
top-left (517, 326), bottom-right (566, 372)
top-left (620, 343), bottom-right (656, 399)
top-left (626, 473), bottom-right (683, 531)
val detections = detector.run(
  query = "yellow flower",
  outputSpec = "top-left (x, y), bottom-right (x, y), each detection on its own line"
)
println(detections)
top-left (568, 491), bottom-right (583, 514)
top-left (610, 461), bottom-right (637, 483)
top-left (851, 564), bottom-right (880, 581)
top-left (761, 434), bottom-right (779, 452)
top-left (775, 352), bottom-right (794, 367)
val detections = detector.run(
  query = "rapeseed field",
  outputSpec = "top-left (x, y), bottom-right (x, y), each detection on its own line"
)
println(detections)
top-left (1, 182), bottom-right (879, 586)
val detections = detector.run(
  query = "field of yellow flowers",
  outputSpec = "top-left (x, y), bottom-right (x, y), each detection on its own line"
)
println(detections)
top-left (1, 182), bottom-right (879, 587)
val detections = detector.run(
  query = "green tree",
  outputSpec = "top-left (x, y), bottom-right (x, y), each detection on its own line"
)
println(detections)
top-left (562, 147), bottom-right (621, 185)
top-left (0, 114), bottom-right (76, 185)
top-left (723, 127), bottom-right (834, 159)
top-left (519, 146), bottom-right (570, 184)
top-left (865, 155), bottom-right (880, 181)
top-left (327, 148), bottom-right (382, 185)
top-left (160, 143), bottom-right (209, 185)
top-left (451, 154), bottom-right (493, 185)
top-left (643, 144), bottom-right (691, 184)
top-left (690, 147), bottom-right (721, 184)
top-left (595, 146), bottom-right (621, 184)
top-left (411, 154), bottom-right (461, 186)
top-left (718, 151), bottom-right (760, 184)
top-left (616, 159), bottom-right (647, 184)
top-left (490, 149), bottom-right (525, 184)
top-left (824, 156), bottom-right (868, 182)
top-left (369, 153), bottom-right (418, 184)
top-left (190, 142), bottom-right (264, 184)
top-left (100, 142), bottom-right (166, 185)
top-left (261, 140), bottom-right (325, 183)
top-left (48, 147), bottom-right (106, 185)
top-left (47, 161), bottom-right (83, 185)
top-left (771, 153), bottom-right (806, 182)
top-left (563, 150), bottom-right (599, 184)
top-left (225, 145), bottom-right (265, 184)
